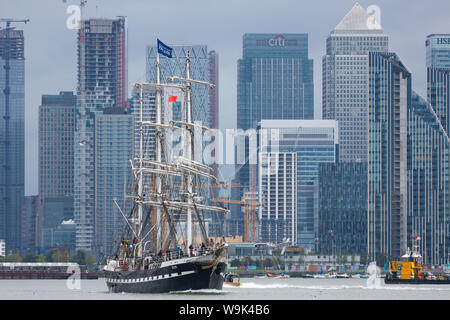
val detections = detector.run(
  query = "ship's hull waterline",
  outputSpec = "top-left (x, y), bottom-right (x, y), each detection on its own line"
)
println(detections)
top-left (104, 255), bottom-right (226, 294)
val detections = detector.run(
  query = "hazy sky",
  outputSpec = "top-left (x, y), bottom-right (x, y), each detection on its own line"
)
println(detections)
top-left (1, 0), bottom-right (449, 195)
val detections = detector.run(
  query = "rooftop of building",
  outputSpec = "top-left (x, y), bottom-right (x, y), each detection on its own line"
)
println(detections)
top-left (332, 2), bottom-right (384, 34)
top-left (41, 91), bottom-right (76, 106)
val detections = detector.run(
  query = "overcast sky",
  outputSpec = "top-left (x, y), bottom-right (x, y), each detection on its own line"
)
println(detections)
top-left (1, 0), bottom-right (449, 195)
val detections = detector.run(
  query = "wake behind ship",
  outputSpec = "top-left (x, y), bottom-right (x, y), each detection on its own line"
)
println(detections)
top-left (103, 40), bottom-right (229, 294)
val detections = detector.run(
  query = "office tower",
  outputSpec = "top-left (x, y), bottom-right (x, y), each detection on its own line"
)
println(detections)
top-left (237, 33), bottom-right (314, 193)
top-left (318, 162), bottom-right (367, 259)
top-left (323, 3), bottom-right (388, 162)
top-left (39, 92), bottom-right (76, 197)
top-left (426, 34), bottom-right (450, 68)
top-left (20, 196), bottom-right (41, 254)
top-left (368, 52), bottom-right (411, 262)
top-left (407, 92), bottom-right (449, 265)
top-left (259, 152), bottom-right (297, 245)
top-left (0, 27), bottom-right (25, 252)
top-left (94, 108), bottom-right (133, 257)
top-left (74, 17), bottom-right (128, 252)
top-left (39, 92), bottom-right (76, 251)
top-left (259, 120), bottom-right (338, 248)
top-left (427, 66), bottom-right (450, 135)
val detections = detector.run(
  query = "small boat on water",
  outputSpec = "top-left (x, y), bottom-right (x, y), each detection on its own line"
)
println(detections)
top-left (254, 273), bottom-right (266, 279)
top-left (385, 235), bottom-right (450, 284)
top-left (279, 272), bottom-right (290, 279)
top-left (336, 273), bottom-right (350, 278)
top-left (224, 272), bottom-right (242, 287)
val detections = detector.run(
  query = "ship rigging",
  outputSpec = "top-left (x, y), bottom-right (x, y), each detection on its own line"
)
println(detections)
top-left (104, 40), bottom-right (229, 293)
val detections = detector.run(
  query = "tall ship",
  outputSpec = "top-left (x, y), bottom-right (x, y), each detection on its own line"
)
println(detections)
top-left (385, 235), bottom-right (450, 284)
top-left (103, 40), bottom-right (229, 293)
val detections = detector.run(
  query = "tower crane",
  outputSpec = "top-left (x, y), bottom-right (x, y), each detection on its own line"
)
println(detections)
top-left (211, 190), bottom-right (260, 243)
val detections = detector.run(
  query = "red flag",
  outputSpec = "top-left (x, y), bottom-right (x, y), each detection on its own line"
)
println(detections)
top-left (168, 95), bottom-right (177, 102)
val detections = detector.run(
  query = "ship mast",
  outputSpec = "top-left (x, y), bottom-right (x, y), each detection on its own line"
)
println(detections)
top-left (130, 46), bottom-right (228, 263)
top-left (184, 51), bottom-right (194, 251)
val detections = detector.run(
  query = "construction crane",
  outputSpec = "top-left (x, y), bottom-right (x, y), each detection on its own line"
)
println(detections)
top-left (211, 190), bottom-right (260, 243)
top-left (0, 18), bottom-right (29, 249)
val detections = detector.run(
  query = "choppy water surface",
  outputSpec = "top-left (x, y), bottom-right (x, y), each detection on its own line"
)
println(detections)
top-left (1, 277), bottom-right (450, 300)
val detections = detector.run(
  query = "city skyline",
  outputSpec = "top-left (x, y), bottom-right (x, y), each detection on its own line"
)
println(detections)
top-left (1, 0), bottom-right (450, 196)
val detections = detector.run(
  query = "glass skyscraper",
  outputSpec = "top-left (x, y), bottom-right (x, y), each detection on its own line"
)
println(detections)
top-left (74, 17), bottom-right (128, 253)
top-left (94, 108), bottom-right (133, 258)
top-left (39, 91), bottom-right (76, 252)
top-left (426, 34), bottom-right (450, 69)
top-left (236, 34), bottom-right (314, 238)
top-left (0, 28), bottom-right (25, 252)
top-left (424, 34), bottom-right (450, 265)
top-left (368, 52), bottom-right (411, 263)
top-left (259, 120), bottom-right (338, 249)
top-left (323, 3), bottom-right (388, 162)
top-left (407, 92), bottom-right (450, 265)
top-left (39, 91), bottom-right (76, 198)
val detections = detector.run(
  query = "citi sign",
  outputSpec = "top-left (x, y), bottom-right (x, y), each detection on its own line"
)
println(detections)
top-left (268, 35), bottom-right (286, 47)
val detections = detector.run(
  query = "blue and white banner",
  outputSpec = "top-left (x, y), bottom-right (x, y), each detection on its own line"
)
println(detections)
top-left (157, 39), bottom-right (173, 58)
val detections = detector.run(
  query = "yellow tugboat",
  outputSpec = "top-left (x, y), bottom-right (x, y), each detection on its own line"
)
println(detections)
top-left (385, 235), bottom-right (450, 284)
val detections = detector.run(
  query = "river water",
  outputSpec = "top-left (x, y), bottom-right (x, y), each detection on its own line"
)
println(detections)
top-left (1, 277), bottom-right (450, 300)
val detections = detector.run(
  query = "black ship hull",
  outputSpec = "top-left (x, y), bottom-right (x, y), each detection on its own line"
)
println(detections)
top-left (104, 255), bottom-right (226, 294)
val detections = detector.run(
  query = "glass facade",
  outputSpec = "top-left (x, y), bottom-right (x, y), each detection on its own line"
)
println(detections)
top-left (74, 18), bottom-right (128, 252)
top-left (39, 92), bottom-right (76, 253)
top-left (237, 33), bottom-right (314, 197)
top-left (318, 162), bottom-right (367, 258)
top-left (128, 86), bottom-right (156, 160)
top-left (41, 196), bottom-right (74, 251)
top-left (20, 196), bottom-right (40, 254)
top-left (0, 28), bottom-right (25, 252)
top-left (94, 110), bottom-right (133, 257)
top-left (259, 152), bottom-right (297, 245)
top-left (368, 52), bottom-right (411, 262)
top-left (39, 91), bottom-right (76, 197)
top-left (426, 34), bottom-right (450, 68)
top-left (259, 120), bottom-right (338, 249)
top-left (408, 92), bottom-right (450, 265)
top-left (323, 3), bottom-right (388, 163)
top-left (427, 67), bottom-right (450, 135)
